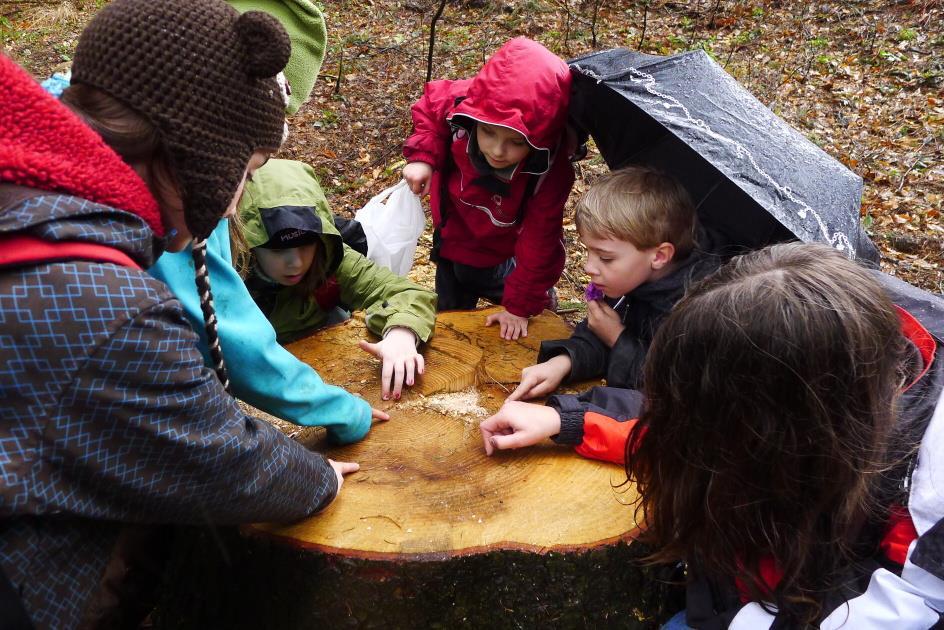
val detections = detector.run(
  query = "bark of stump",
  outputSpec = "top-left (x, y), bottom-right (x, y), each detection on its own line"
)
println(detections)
top-left (158, 308), bottom-right (678, 628)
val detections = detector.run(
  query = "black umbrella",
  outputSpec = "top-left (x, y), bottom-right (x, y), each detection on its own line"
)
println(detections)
top-left (568, 48), bottom-right (879, 263)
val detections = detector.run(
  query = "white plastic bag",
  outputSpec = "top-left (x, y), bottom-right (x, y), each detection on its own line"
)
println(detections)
top-left (354, 180), bottom-right (425, 276)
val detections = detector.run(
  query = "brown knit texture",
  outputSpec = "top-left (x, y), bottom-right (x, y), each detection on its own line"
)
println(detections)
top-left (71, 0), bottom-right (291, 240)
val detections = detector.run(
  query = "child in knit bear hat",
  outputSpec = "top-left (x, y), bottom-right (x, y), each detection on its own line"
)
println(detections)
top-left (0, 1), bottom-right (356, 626)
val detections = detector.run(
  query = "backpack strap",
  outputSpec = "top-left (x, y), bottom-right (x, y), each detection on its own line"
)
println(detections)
top-left (515, 172), bottom-right (539, 225)
top-left (333, 214), bottom-right (368, 257)
top-left (0, 234), bottom-right (141, 270)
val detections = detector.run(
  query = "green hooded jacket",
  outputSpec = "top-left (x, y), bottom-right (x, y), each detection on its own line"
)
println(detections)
top-left (239, 159), bottom-right (437, 344)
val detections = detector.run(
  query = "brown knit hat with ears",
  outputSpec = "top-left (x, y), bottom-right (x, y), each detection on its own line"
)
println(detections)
top-left (71, 0), bottom-right (291, 240)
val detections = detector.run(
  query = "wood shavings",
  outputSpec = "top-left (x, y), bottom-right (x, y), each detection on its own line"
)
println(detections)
top-left (400, 388), bottom-right (487, 421)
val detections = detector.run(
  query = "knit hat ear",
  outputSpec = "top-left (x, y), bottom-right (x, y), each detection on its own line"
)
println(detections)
top-left (72, 0), bottom-right (291, 240)
top-left (228, 0), bottom-right (327, 115)
top-left (235, 10), bottom-right (291, 78)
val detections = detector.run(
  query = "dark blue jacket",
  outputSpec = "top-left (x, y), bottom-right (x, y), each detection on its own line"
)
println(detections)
top-left (0, 52), bottom-right (336, 629)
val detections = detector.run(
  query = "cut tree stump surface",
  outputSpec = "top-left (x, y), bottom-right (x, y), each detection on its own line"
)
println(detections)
top-left (158, 309), bottom-right (674, 629)
top-left (248, 306), bottom-right (637, 556)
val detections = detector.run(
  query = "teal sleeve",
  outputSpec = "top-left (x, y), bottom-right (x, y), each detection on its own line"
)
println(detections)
top-left (146, 221), bottom-right (372, 444)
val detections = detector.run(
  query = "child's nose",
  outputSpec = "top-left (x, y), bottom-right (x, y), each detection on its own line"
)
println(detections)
top-left (285, 250), bottom-right (302, 267)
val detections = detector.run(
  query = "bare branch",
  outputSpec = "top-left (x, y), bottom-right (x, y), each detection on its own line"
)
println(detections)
top-left (638, 0), bottom-right (651, 50)
top-left (706, 0), bottom-right (723, 29)
top-left (426, 0), bottom-right (448, 84)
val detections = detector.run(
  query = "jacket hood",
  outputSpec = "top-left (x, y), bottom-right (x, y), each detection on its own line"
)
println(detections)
top-left (447, 37), bottom-right (572, 175)
top-left (238, 158), bottom-right (343, 274)
top-left (0, 53), bottom-right (163, 236)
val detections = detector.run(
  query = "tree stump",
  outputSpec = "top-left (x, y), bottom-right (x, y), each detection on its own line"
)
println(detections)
top-left (158, 308), bottom-right (678, 628)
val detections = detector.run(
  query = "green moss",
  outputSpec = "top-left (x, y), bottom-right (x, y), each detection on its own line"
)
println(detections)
top-left (897, 28), bottom-right (918, 42)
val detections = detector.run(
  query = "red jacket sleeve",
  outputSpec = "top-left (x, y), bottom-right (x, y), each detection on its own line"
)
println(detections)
top-left (501, 150), bottom-right (575, 317)
top-left (574, 412), bottom-right (639, 465)
top-left (402, 79), bottom-right (471, 169)
top-left (548, 388), bottom-right (644, 465)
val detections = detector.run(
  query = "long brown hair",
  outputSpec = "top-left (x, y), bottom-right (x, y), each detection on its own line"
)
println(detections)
top-left (228, 204), bottom-right (254, 279)
top-left (626, 242), bottom-right (909, 625)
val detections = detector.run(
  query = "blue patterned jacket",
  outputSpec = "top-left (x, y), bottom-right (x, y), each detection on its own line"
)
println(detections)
top-left (0, 186), bottom-right (338, 628)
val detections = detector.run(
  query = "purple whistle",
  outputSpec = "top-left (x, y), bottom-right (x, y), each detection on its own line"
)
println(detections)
top-left (584, 282), bottom-right (604, 302)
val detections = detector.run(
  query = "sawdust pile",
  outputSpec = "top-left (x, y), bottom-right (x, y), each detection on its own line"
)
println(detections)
top-left (401, 389), bottom-right (488, 421)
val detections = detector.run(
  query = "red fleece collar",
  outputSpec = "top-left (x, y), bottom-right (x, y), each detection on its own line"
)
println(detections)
top-left (0, 53), bottom-right (163, 236)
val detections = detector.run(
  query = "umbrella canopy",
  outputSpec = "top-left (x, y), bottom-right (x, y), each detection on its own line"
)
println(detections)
top-left (568, 48), bottom-right (879, 263)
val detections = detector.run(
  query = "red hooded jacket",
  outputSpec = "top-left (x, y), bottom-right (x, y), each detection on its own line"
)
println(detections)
top-left (403, 37), bottom-right (575, 317)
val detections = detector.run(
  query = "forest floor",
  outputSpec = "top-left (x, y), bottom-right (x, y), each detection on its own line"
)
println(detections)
top-left (3, 0), bottom-right (942, 315)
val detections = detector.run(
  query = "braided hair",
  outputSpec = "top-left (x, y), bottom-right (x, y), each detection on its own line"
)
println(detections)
top-left (192, 238), bottom-right (230, 391)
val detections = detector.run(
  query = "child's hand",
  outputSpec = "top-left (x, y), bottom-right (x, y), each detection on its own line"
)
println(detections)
top-left (371, 407), bottom-right (391, 423)
top-left (480, 401), bottom-right (562, 456)
top-left (358, 327), bottom-right (425, 401)
top-left (403, 161), bottom-right (433, 196)
top-left (508, 354), bottom-right (572, 401)
top-left (328, 459), bottom-right (360, 497)
top-left (485, 309), bottom-right (529, 340)
top-left (587, 300), bottom-right (625, 348)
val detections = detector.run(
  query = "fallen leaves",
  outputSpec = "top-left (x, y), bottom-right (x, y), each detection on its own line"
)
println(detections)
top-left (5, 0), bottom-right (942, 293)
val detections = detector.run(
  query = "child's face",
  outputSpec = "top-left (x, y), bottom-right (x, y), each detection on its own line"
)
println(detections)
top-left (476, 123), bottom-right (531, 170)
top-left (581, 230), bottom-right (669, 298)
top-left (254, 243), bottom-right (317, 286)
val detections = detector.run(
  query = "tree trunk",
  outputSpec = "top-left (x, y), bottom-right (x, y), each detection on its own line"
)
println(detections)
top-left (157, 308), bottom-right (680, 628)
